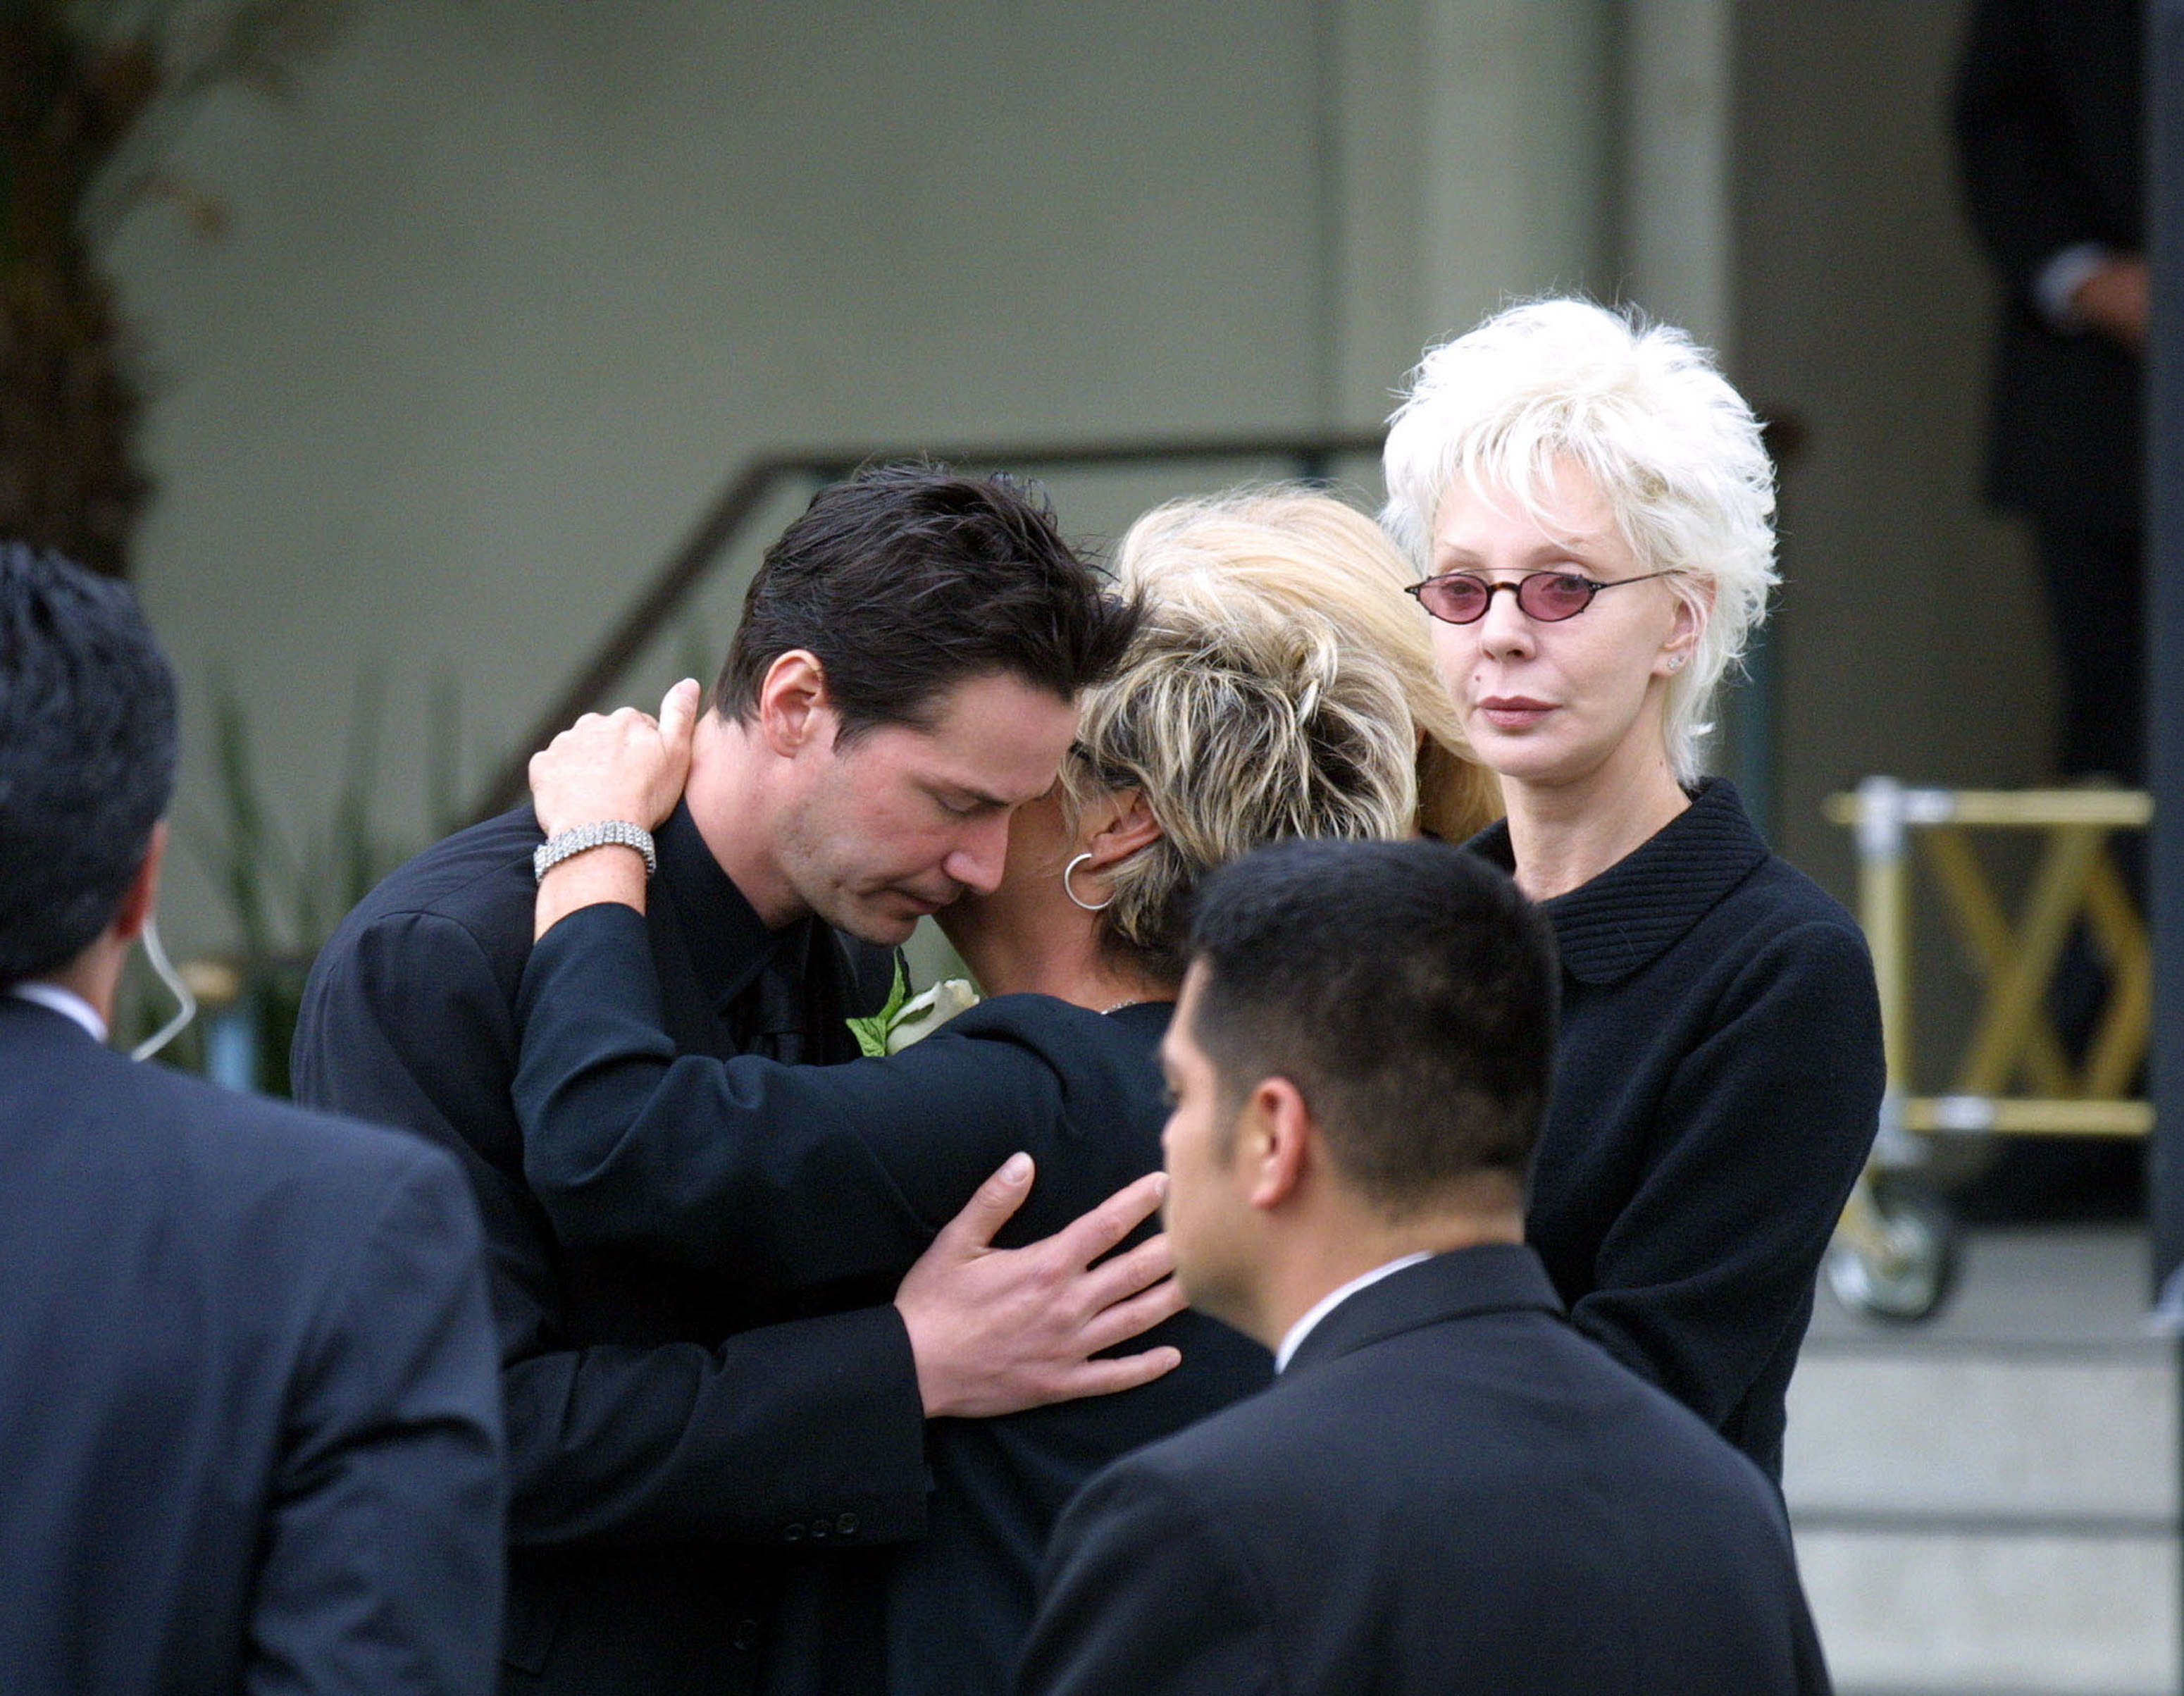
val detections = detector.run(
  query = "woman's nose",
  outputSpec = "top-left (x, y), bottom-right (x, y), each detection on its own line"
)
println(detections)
top-left (1474, 586), bottom-right (1537, 659)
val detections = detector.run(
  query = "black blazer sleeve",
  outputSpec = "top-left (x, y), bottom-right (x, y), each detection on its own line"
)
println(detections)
top-left (1572, 920), bottom-right (1882, 1433)
top-left (1015, 1456), bottom-right (1276, 1696)
top-left (294, 907), bottom-right (931, 1554)
top-left (252, 1141), bottom-right (507, 1695)
top-left (511, 902), bottom-right (1088, 1282)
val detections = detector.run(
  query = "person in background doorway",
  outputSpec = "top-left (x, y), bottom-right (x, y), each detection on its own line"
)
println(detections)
top-left (1952, 0), bottom-right (2148, 1223)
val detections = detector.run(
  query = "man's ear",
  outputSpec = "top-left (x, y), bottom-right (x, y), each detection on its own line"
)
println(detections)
top-left (113, 820), bottom-right (168, 946)
top-left (1239, 1075), bottom-right (1313, 1213)
top-left (755, 650), bottom-right (835, 755)
top-left (1080, 787), bottom-right (1162, 874)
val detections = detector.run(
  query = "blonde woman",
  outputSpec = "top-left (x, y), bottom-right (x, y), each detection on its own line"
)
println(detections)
top-left (1118, 489), bottom-right (1501, 843)
top-left (1384, 297), bottom-right (1882, 1483)
top-left (505, 491), bottom-right (1431, 1695)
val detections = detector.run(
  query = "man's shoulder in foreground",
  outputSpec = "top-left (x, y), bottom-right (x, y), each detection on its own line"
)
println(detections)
top-left (1022, 1247), bottom-right (1825, 1696)
top-left (6, 993), bottom-right (464, 1204)
top-left (0, 999), bottom-right (506, 1695)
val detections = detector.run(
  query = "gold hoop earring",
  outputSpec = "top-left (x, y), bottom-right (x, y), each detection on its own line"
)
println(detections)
top-left (1062, 851), bottom-right (1114, 912)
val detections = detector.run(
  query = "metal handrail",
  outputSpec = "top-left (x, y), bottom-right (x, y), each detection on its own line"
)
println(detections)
top-left (471, 428), bottom-right (1388, 819)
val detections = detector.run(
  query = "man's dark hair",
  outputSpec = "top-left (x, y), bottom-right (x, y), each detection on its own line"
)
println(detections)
top-left (0, 544), bottom-right (178, 989)
top-left (715, 462), bottom-right (1139, 737)
top-left (1185, 838), bottom-right (1558, 1213)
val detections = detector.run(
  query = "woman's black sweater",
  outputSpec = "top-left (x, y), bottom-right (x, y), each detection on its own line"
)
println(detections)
top-left (1470, 779), bottom-right (1883, 1481)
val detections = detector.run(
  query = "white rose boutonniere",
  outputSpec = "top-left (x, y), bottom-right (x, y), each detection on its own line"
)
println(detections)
top-left (881, 978), bottom-right (981, 1051)
top-left (846, 965), bottom-right (982, 1058)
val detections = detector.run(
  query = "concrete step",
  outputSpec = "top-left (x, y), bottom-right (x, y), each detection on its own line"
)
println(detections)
top-left (1785, 1347), bottom-right (2176, 1518)
top-left (1783, 1232), bottom-right (2179, 1695)
top-left (1796, 1526), bottom-right (2177, 1696)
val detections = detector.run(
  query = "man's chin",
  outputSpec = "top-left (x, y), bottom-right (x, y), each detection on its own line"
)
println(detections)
top-left (813, 893), bottom-right (924, 948)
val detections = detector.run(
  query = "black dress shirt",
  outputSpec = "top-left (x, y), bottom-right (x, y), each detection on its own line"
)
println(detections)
top-left (292, 802), bottom-right (924, 1696)
top-left (1470, 779), bottom-right (1883, 1480)
top-left (1017, 1245), bottom-right (1831, 1696)
top-left (509, 900), bottom-right (1272, 1696)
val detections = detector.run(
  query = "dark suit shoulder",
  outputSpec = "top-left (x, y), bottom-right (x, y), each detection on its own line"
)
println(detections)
top-left (58, 1027), bottom-right (460, 1215)
top-left (1132, 1304), bottom-right (1781, 1535)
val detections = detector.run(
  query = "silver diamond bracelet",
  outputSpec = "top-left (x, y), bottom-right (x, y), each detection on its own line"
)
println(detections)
top-left (532, 820), bottom-right (658, 884)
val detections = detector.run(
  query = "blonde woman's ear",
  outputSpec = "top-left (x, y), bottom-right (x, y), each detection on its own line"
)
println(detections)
top-left (1087, 787), bottom-right (1163, 871)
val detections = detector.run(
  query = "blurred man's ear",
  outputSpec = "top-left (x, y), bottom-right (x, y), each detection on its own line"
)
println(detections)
top-left (1242, 1075), bottom-right (1312, 1213)
top-left (112, 821), bottom-right (168, 947)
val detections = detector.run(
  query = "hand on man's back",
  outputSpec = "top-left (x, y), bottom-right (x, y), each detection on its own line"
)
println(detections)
top-left (897, 1156), bottom-right (1186, 1419)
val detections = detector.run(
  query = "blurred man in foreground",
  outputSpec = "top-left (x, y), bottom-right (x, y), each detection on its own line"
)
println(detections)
top-left (1017, 838), bottom-right (1832, 1696)
top-left (0, 543), bottom-right (504, 1694)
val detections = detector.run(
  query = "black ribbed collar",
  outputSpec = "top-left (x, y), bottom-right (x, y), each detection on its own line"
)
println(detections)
top-left (1466, 777), bottom-right (1770, 987)
top-left (1283, 1244), bottom-right (1564, 1378)
top-left (653, 799), bottom-right (792, 1010)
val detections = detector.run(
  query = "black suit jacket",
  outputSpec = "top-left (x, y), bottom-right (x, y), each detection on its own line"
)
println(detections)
top-left (509, 900), bottom-right (1272, 1695)
top-left (292, 803), bottom-right (929, 1696)
top-left (1954, 0), bottom-right (2143, 524)
top-left (1017, 1246), bottom-right (1831, 1696)
top-left (0, 996), bottom-right (504, 1695)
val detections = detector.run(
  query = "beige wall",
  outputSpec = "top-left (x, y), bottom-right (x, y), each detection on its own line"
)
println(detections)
top-left (111, 0), bottom-right (1623, 960)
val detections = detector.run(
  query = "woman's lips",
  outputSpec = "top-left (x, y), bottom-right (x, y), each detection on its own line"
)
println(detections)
top-left (1477, 695), bottom-right (1555, 730)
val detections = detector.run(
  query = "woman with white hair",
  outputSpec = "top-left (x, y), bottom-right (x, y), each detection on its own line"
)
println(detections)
top-left (504, 488), bottom-right (1437, 1694)
top-left (1383, 297), bottom-right (1882, 1483)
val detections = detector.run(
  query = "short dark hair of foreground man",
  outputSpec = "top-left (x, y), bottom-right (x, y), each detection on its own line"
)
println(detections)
top-left (0, 544), bottom-right (505, 1695)
top-left (294, 464), bottom-right (1156, 1696)
top-left (1016, 839), bottom-right (1833, 1696)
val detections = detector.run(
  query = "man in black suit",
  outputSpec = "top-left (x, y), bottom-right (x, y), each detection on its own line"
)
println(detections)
top-left (293, 465), bottom-right (1179, 1696)
top-left (0, 544), bottom-right (504, 1695)
top-left (1955, 0), bottom-right (2145, 784)
top-left (1019, 839), bottom-right (1832, 1696)
top-left (1954, 0), bottom-right (2147, 1218)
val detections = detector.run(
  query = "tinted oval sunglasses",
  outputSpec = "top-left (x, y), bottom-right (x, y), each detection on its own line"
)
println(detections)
top-left (1406, 569), bottom-right (1680, 626)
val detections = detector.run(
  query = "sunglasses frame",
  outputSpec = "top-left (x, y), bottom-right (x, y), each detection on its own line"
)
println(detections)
top-left (1404, 569), bottom-right (1682, 626)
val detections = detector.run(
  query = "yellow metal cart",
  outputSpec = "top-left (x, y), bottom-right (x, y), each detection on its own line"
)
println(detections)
top-left (1823, 779), bottom-right (2152, 1319)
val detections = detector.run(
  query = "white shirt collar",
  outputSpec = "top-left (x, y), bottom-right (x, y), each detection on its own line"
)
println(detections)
top-left (1274, 1251), bottom-right (1435, 1374)
top-left (11, 981), bottom-right (108, 1044)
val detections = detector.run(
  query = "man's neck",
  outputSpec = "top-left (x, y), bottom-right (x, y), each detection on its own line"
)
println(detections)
top-left (25, 941), bottom-right (123, 1034)
top-left (1253, 1188), bottom-right (1525, 1354)
top-left (681, 712), bottom-right (806, 929)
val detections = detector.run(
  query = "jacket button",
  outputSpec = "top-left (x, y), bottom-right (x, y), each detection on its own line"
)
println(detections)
top-left (836, 1512), bottom-right (859, 1536)
top-left (809, 1518), bottom-right (829, 1539)
top-left (782, 1523), bottom-right (803, 1543)
top-left (733, 1620), bottom-right (761, 1653)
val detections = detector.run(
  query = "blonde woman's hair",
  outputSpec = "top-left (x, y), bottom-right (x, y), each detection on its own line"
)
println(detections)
top-left (1381, 297), bottom-right (1778, 785)
top-left (1065, 488), bottom-right (1482, 980)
